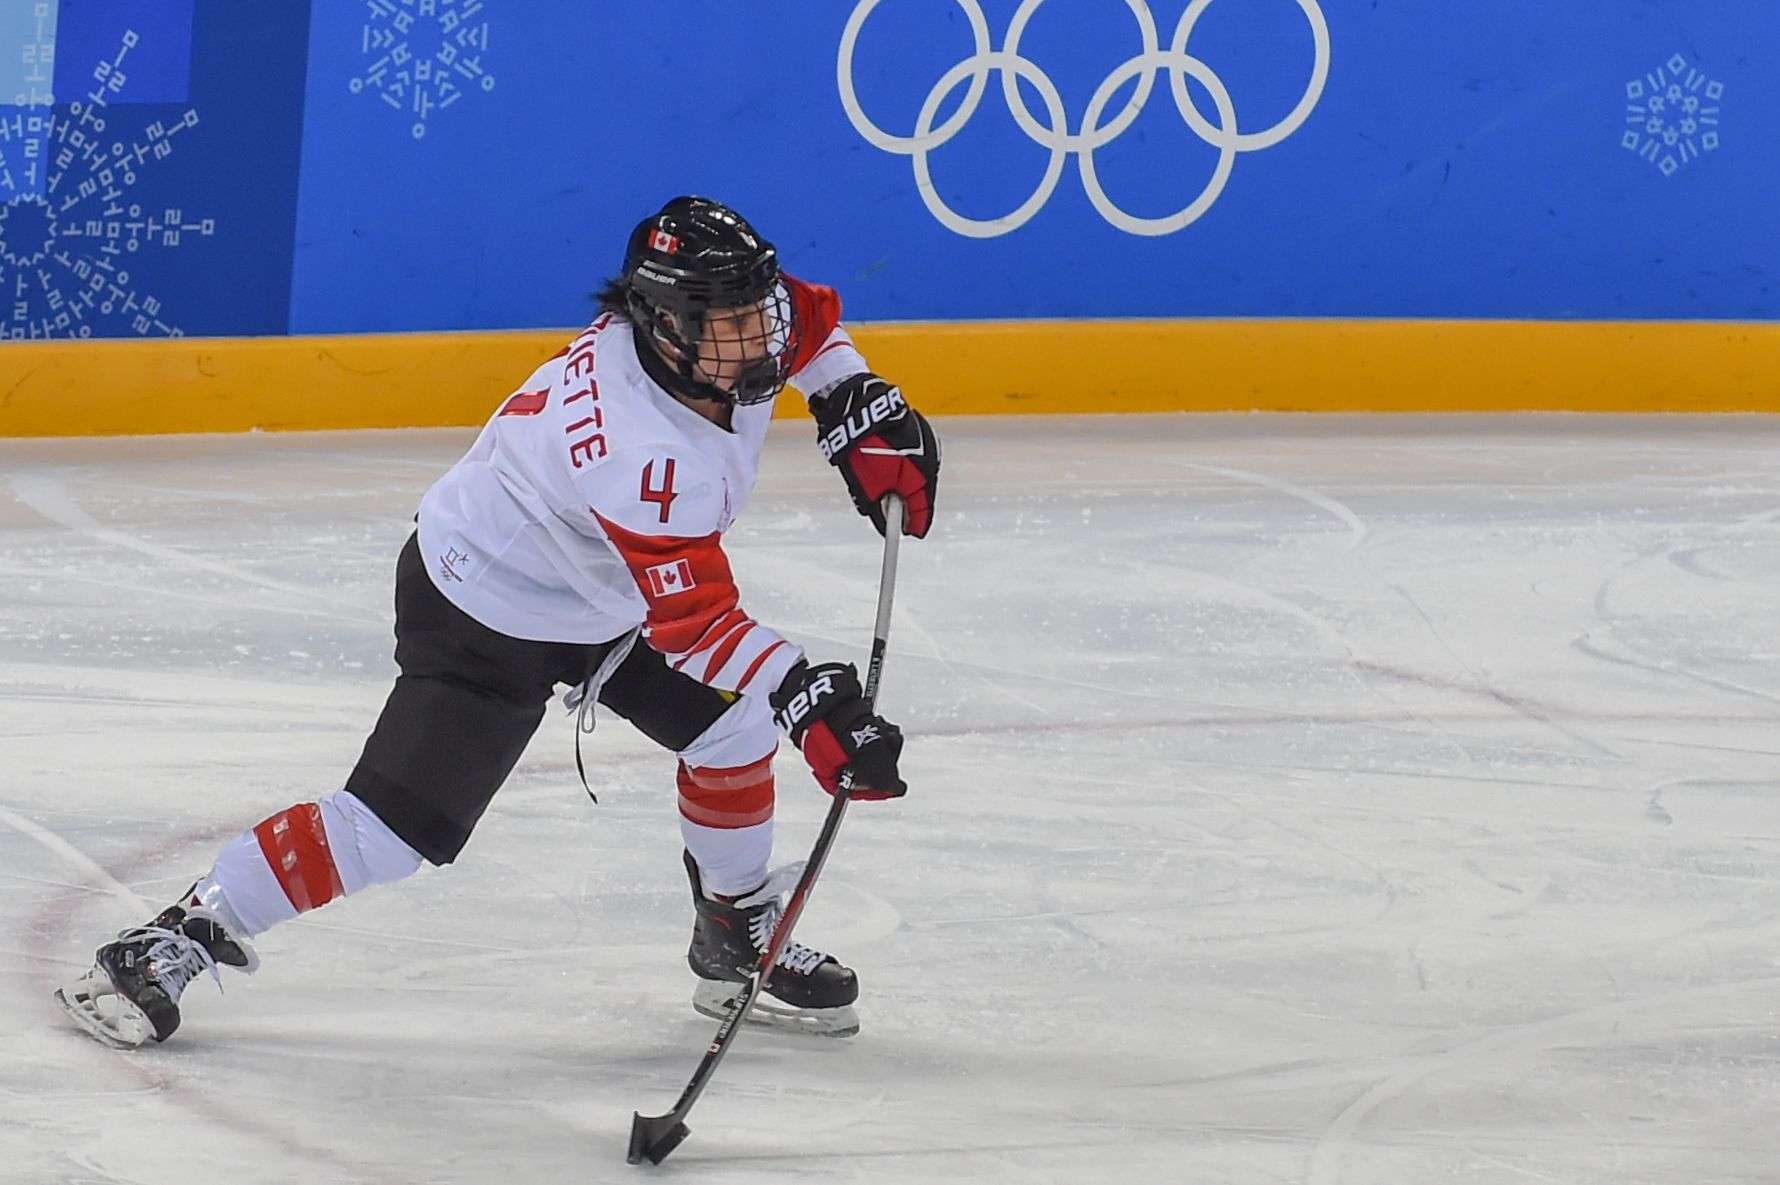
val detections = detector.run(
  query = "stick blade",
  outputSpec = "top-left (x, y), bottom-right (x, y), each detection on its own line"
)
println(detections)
top-left (627, 1112), bottom-right (690, 1166)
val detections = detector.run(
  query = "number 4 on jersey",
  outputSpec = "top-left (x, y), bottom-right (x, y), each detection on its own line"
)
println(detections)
top-left (640, 458), bottom-right (678, 523)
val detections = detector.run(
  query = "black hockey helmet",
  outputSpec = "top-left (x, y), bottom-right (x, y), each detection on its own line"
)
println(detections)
top-left (612, 195), bottom-right (798, 407)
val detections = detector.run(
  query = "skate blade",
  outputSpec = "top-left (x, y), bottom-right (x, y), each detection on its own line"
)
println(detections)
top-left (692, 979), bottom-right (859, 1038)
top-left (55, 968), bottom-right (154, 1049)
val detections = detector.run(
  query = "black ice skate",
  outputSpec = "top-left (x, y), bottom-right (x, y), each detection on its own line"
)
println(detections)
top-left (683, 850), bottom-right (860, 1037)
top-left (56, 899), bottom-right (259, 1048)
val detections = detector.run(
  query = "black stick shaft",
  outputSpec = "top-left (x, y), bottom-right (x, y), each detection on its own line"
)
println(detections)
top-left (627, 495), bottom-right (905, 1166)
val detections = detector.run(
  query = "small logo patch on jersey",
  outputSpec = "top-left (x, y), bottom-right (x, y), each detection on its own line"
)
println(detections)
top-left (646, 558), bottom-right (697, 597)
top-left (439, 547), bottom-right (471, 582)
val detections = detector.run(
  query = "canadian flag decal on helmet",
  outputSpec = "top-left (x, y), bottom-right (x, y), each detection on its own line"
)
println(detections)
top-left (649, 229), bottom-right (681, 254)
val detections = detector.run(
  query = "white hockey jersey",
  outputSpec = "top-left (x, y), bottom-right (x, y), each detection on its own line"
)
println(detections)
top-left (416, 277), bottom-right (869, 703)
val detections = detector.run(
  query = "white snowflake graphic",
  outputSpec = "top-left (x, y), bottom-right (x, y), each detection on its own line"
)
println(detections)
top-left (1622, 53), bottom-right (1722, 177)
top-left (349, 0), bottom-right (494, 140)
top-left (0, 31), bottom-right (217, 339)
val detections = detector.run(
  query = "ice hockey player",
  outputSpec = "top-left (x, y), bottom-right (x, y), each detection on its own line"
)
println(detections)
top-left (56, 195), bottom-right (941, 1046)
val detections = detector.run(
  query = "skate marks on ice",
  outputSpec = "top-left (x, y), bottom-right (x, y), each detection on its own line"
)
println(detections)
top-left (1171, 460), bottom-right (1370, 551)
top-left (2, 418), bottom-right (1780, 1182)
top-left (0, 809), bottom-right (419, 1185)
top-left (6, 472), bottom-right (383, 626)
top-left (1176, 456), bottom-right (1626, 763)
top-left (0, 803), bottom-right (153, 916)
top-left (1576, 533), bottom-right (1780, 709)
top-left (1307, 972), bottom-right (1780, 1185)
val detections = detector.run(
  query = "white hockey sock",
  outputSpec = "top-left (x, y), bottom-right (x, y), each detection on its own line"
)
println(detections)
top-left (681, 815), bottom-right (774, 900)
top-left (676, 696), bottom-right (780, 898)
top-left (194, 790), bottom-right (423, 937)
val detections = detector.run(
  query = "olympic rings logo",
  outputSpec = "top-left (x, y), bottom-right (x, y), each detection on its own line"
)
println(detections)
top-left (837, 0), bottom-right (1331, 237)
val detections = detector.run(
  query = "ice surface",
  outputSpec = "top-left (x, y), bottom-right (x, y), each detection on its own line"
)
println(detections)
top-left (2, 415), bottom-right (1778, 1184)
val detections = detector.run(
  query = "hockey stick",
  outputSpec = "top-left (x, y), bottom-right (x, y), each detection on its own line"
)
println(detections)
top-left (627, 494), bottom-right (906, 1167)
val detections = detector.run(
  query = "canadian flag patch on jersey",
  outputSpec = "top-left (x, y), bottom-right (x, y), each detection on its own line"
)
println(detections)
top-left (645, 558), bottom-right (697, 596)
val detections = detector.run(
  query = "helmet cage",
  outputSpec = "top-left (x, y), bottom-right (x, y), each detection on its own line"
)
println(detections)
top-left (619, 199), bottom-right (799, 407)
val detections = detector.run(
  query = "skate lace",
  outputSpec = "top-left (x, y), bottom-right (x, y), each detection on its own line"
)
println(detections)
top-left (734, 864), bottom-right (827, 977)
top-left (119, 923), bottom-right (223, 1001)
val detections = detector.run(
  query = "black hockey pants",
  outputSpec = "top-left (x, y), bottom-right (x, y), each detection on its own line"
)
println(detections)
top-left (346, 533), bottom-right (740, 864)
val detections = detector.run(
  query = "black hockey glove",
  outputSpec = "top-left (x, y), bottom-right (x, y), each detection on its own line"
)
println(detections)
top-left (811, 373), bottom-right (940, 538)
top-left (770, 661), bottom-right (907, 800)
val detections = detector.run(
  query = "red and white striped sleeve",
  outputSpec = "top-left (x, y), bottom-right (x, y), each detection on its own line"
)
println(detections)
top-left (783, 274), bottom-right (870, 401)
top-left (584, 450), bottom-right (803, 699)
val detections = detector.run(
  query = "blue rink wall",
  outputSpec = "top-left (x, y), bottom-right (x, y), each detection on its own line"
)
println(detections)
top-left (0, 0), bottom-right (1775, 433)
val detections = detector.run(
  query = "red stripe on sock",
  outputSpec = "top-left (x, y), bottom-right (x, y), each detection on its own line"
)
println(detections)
top-left (254, 803), bottom-right (345, 913)
top-left (677, 758), bottom-right (775, 829)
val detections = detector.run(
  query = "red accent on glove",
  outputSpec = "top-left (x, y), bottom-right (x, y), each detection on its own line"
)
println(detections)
top-left (844, 432), bottom-right (934, 538)
top-left (800, 719), bottom-right (901, 800)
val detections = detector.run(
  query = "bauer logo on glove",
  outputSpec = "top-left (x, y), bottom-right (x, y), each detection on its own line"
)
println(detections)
top-left (816, 384), bottom-right (909, 462)
top-left (771, 670), bottom-right (838, 733)
top-left (770, 660), bottom-right (908, 799)
top-left (811, 373), bottom-right (940, 539)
